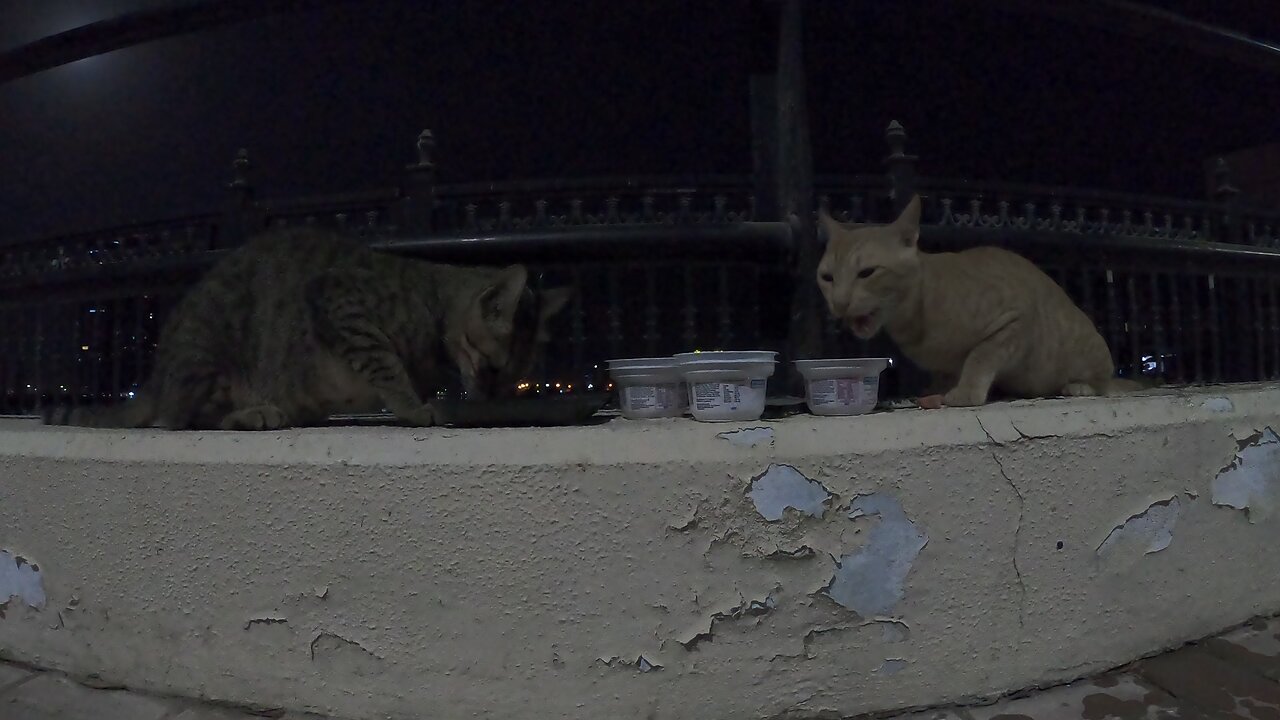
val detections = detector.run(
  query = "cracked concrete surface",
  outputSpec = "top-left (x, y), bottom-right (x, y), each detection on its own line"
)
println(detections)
top-left (2, 384), bottom-right (1280, 720)
top-left (5, 614), bottom-right (1280, 718)
top-left (990, 453), bottom-right (1027, 627)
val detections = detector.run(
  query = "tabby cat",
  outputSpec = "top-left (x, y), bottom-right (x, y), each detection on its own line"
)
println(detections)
top-left (816, 195), bottom-right (1146, 407)
top-left (44, 228), bottom-right (571, 429)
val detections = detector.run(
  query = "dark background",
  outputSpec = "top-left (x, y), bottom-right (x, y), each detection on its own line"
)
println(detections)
top-left (2, 0), bottom-right (1278, 243)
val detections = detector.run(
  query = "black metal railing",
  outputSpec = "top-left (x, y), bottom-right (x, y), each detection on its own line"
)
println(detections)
top-left (4, 120), bottom-right (1280, 417)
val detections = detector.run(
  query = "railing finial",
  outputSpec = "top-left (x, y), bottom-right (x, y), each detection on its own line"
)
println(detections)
top-left (883, 120), bottom-right (917, 213)
top-left (1212, 156), bottom-right (1239, 202)
top-left (414, 129), bottom-right (435, 170)
top-left (228, 148), bottom-right (251, 191)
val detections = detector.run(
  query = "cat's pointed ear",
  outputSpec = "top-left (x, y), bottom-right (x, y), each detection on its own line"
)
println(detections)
top-left (480, 264), bottom-right (529, 319)
top-left (893, 194), bottom-right (921, 248)
top-left (539, 286), bottom-right (574, 322)
top-left (817, 207), bottom-right (843, 245)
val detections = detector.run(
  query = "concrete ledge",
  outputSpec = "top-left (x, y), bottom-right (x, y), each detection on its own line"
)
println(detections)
top-left (2, 385), bottom-right (1279, 719)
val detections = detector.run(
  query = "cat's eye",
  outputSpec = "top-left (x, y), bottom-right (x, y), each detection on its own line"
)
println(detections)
top-left (819, 272), bottom-right (834, 283)
top-left (856, 267), bottom-right (878, 279)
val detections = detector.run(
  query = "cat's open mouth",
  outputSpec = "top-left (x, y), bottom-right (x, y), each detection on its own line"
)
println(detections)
top-left (849, 312), bottom-right (878, 338)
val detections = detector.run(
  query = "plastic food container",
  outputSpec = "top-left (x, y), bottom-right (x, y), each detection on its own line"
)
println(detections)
top-left (607, 357), bottom-right (687, 419)
top-left (674, 351), bottom-right (777, 422)
top-left (794, 358), bottom-right (890, 416)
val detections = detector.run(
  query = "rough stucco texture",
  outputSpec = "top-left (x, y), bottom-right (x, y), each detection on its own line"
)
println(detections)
top-left (2, 384), bottom-right (1280, 720)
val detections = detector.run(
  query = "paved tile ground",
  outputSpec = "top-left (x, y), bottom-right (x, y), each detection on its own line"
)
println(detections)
top-left (885, 616), bottom-right (1280, 720)
top-left (3, 616), bottom-right (1279, 719)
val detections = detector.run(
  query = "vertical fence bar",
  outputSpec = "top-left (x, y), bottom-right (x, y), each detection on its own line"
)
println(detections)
top-left (109, 297), bottom-right (124, 403)
top-left (644, 266), bottom-right (660, 357)
top-left (717, 265), bottom-right (734, 348)
top-left (1252, 277), bottom-right (1267, 381)
top-left (220, 148), bottom-right (256, 249)
top-left (2, 310), bottom-right (17, 414)
top-left (399, 129), bottom-right (436, 236)
top-left (1189, 276), bottom-right (1205, 382)
top-left (682, 265), bottom-right (697, 351)
top-left (32, 309), bottom-right (45, 414)
top-left (1105, 269), bottom-right (1123, 369)
top-left (748, 264), bottom-right (763, 348)
top-left (1125, 273), bottom-right (1141, 376)
top-left (1079, 266), bottom-right (1096, 321)
top-left (86, 301), bottom-right (102, 403)
top-left (132, 294), bottom-right (148, 394)
top-left (1271, 277), bottom-right (1280, 379)
top-left (68, 302), bottom-right (82, 407)
top-left (1207, 274), bottom-right (1222, 382)
top-left (1147, 273), bottom-right (1166, 378)
top-left (1167, 273), bottom-right (1185, 383)
top-left (606, 265), bottom-right (623, 362)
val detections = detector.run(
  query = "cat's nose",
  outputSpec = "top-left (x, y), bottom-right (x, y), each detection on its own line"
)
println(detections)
top-left (831, 286), bottom-right (853, 312)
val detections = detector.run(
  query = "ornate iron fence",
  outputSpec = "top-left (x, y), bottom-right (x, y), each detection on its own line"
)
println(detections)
top-left (4, 120), bottom-right (1280, 418)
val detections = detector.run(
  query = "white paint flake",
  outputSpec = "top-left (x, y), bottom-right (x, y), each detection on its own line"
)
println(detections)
top-left (1213, 428), bottom-right (1280, 523)
top-left (824, 494), bottom-right (927, 615)
top-left (1202, 397), bottom-right (1234, 413)
top-left (876, 658), bottom-right (908, 675)
top-left (0, 550), bottom-right (46, 610)
top-left (748, 464), bottom-right (832, 521)
top-left (717, 427), bottom-right (775, 449)
top-left (1096, 496), bottom-right (1182, 556)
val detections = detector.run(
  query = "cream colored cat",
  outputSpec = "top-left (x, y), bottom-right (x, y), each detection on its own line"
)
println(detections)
top-left (816, 195), bottom-right (1146, 407)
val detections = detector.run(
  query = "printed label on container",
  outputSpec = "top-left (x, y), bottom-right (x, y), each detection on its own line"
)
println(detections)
top-left (808, 377), bottom-right (878, 407)
top-left (693, 378), bottom-right (767, 411)
top-left (623, 383), bottom-right (683, 411)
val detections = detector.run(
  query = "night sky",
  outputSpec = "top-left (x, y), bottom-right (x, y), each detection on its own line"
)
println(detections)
top-left (2, 0), bottom-right (1278, 243)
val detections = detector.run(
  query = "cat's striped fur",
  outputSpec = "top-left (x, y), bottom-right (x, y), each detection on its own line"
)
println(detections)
top-left (44, 228), bottom-right (571, 429)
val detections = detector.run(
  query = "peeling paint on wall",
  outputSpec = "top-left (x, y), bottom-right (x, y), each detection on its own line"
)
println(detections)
top-left (1096, 496), bottom-right (1182, 556)
top-left (717, 427), bottom-right (775, 448)
top-left (310, 632), bottom-right (382, 676)
top-left (597, 654), bottom-right (664, 672)
top-left (876, 658), bottom-right (908, 675)
top-left (823, 495), bottom-right (928, 616)
top-left (1213, 428), bottom-right (1279, 523)
top-left (870, 619), bottom-right (911, 643)
top-left (748, 464), bottom-right (832, 521)
top-left (1202, 397), bottom-right (1234, 413)
top-left (244, 615), bottom-right (289, 631)
top-left (681, 593), bottom-right (777, 649)
top-left (0, 550), bottom-right (46, 614)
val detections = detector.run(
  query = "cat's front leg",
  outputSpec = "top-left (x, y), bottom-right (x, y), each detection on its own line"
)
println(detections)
top-left (939, 320), bottom-right (1022, 408)
top-left (308, 272), bottom-right (437, 427)
top-left (350, 356), bottom-right (437, 427)
top-left (922, 372), bottom-right (956, 397)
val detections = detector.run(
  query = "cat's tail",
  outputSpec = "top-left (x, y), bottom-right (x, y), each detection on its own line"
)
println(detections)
top-left (42, 388), bottom-right (159, 428)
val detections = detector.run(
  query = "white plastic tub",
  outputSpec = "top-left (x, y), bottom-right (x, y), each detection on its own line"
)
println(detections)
top-left (607, 357), bottom-right (687, 419)
top-left (794, 358), bottom-right (890, 416)
top-left (674, 351), bottom-right (777, 422)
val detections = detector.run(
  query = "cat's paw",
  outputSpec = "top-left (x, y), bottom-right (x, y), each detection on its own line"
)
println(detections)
top-left (941, 388), bottom-right (987, 407)
top-left (396, 404), bottom-right (437, 427)
top-left (1060, 382), bottom-right (1099, 397)
top-left (220, 405), bottom-right (290, 431)
top-left (915, 394), bottom-right (945, 410)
